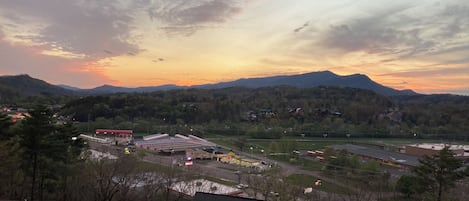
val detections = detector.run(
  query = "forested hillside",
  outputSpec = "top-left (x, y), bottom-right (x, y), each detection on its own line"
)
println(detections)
top-left (60, 86), bottom-right (469, 139)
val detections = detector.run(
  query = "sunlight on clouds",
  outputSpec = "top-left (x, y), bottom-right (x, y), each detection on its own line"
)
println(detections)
top-left (41, 49), bottom-right (86, 59)
top-left (0, 0), bottom-right (468, 94)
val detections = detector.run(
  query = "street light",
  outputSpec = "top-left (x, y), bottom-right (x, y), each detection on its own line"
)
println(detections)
top-left (170, 149), bottom-right (175, 167)
top-left (235, 170), bottom-right (241, 184)
top-left (250, 146), bottom-right (253, 157)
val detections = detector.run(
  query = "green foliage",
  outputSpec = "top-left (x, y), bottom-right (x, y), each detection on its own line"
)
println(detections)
top-left (286, 174), bottom-right (354, 194)
top-left (233, 137), bottom-right (248, 151)
top-left (60, 87), bottom-right (401, 135)
top-left (14, 105), bottom-right (87, 201)
top-left (412, 147), bottom-right (466, 201)
top-left (324, 149), bottom-right (391, 192)
top-left (0, 112), bottom-right (23, 199)
top-left (0, 112), bottom-right (13, 140)
top-left (360, 160), bottom-right (380, 172)
top-left (322, 147), bottom-right (336, 160)
top-left (268, 140), bottom-right (298, 153)
top-left (136, 149), bottom-right (147, 158)
top-left (326, 150), bottom-right (360, 170)
top-left (56, 87), bottom-right (469, 138)
top-left (247, 126), bottom-right (282, 139)
top-left (396, 175), bottom-right (423, 198)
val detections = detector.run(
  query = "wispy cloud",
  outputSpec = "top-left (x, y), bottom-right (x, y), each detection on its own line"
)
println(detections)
top-left (147, 0), bottom-right (243, 35)
top-left (293, 22), bottom-right (309, 33)
top-left (0, 28), bottom-right (115, 87)
top-left (0, 0), bottom-right (248, 87)
top-left (319, 4), bottom-right (434, 56)
top-left (380, 65), bottom-right (469, 77)
top-left (319, 2), bottom-right (469, 61)
top-left (0, 0), bottom-right (468, 94)
top-left (0, 0), bottom-right (141, 59)
top-left (148, 0), bottom-right (242, 25)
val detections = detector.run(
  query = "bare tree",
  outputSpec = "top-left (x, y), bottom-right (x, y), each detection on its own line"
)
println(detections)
top-left (77, 156), bottom-right (138, 201)
top-left (247, 173), bottom-right (304, 201)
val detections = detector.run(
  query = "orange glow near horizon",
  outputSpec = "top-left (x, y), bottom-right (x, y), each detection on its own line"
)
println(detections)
top-left (0, 0), bottom-right (468, 95)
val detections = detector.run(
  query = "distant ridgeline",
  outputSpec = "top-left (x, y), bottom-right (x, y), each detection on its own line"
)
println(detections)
top-left (1, 71), bottom-right (416, 97)
top-left (60, 86), bottom-right (469, 139)
top-left (1, 73), bottom-right (469, 139)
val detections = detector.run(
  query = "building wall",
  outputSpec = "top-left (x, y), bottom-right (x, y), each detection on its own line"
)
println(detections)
top-left (405, 145), bottom-right (464, 156)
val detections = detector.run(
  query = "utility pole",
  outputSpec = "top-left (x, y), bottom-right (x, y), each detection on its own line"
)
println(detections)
top-left (87, 112), bottom-right (90, 133)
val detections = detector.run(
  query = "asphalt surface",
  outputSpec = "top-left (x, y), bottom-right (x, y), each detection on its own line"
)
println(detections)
top-left (89, 141), bottom-right (248, 184)
top-left (330, 144), bottom-right (420, 167)
top-left (90, 141), bottom-right (356, 188)
top-left (215, 144), bottom-right (361, 192)
top-left (89, 141), bottom-right (396, 200)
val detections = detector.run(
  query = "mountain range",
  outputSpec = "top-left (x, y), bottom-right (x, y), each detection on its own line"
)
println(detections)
top-left (0, 71), bottom-right (416, 97)
top-left (0, 74), bottom-right (73, 97)
top-left (194, 71), bottom-right (416, 96)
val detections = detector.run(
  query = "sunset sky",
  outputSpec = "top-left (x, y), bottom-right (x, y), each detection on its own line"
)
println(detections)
top-left (0, 0), bottom-right (468, 95)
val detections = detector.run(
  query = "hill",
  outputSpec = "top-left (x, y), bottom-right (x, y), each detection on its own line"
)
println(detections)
top-left (195, 71), bottom-right (416, 96)
top-left (0, 71), bottom-right (418, 99)
top-left (58, 71), bottom-right (415, 96)
top-left (0, 74), bottom-right (73, 98)
top-left (81, 84), bottom-right (183, 95)
top-left (60, 86), bottom-right (469, 138)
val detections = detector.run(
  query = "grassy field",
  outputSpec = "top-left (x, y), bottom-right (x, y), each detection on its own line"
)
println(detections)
top-left (210, 138), bottom-right (341, 153)
top-left (286, 174), bottom-right (354, 194)
top-left (269, 155), bottom-right (324, 171)
top-left (209, 136), bottom-right (467, 153)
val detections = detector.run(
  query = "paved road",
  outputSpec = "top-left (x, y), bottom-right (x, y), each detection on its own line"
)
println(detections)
top-left (141, 153), bottom-right (245, 183)
top-left (216, 144), bottom-right (356, 190)
top-left (89, 141), bottom-right (394, 200)
top-left (88, 141), bottom-right (247, 184)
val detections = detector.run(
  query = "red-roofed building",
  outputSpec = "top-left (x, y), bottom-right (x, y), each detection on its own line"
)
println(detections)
top-left (95, 129), bottom-right (133, 138)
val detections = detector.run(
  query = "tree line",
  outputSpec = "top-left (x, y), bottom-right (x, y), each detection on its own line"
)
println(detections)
top-left (0, 106), bottom-right (219, 201)
top-left (2, 105), bottom-right (469, 201)
top-left (0, 105), bottom-right (86, 201)
top-left (57, 86), bottom-right (469, 138)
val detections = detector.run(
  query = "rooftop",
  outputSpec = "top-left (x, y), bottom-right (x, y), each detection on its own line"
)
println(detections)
top-left (89, 149), bottom-right (118, 160)
top-left (330, 144), bottom-right (420, 167)
top-left (407, 143), bottom-right (469, 151)
top-left (171, 179), bottom-right (241, 197)
top-left (194, 192), bottom-right (261, 201)
top-left (135, 134), bottom-right (216, 152)
top-left (407, 144), bottom-right (469, 156)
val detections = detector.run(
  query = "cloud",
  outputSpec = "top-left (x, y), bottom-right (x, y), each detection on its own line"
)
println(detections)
top-left (288, 1), bottom-right (469, 70)
top-left (435, 89), bottom-right (469, 96)
top-left (293, 22), bottom-right (309, 33)
top-left (152, 58), bottom-right (165, 63)
top-left (319, 4), bottom-right (436, 57)
top-left (0, 0), bottom-right (147, 87)
top-left (0, 28), bottom-right (115, 87)
top-left (0, 0), bottom-right (142, 59)
top-left (279, 1), bottom-right (469, 94)
top-left (147, 0), bottom-right (243, 35)
top-left (0, 0), bottom-right (246, 56)
top-left (0, 0), bottom-right (248, 87)
top-left (380, 65), bottom-right (469, 78)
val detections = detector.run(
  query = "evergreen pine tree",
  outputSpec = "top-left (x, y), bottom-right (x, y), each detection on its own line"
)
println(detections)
top-left (413, 146), bottom-right (465, 201)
